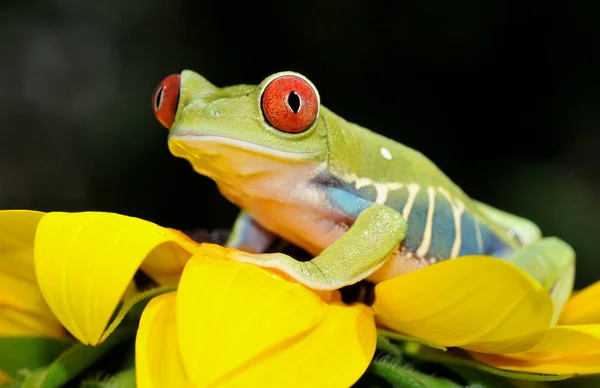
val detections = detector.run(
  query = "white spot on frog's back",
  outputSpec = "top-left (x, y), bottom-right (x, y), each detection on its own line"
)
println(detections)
top-left (380, 147), bottom-right (393, 160)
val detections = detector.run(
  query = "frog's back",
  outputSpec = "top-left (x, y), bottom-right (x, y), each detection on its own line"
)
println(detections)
top-left (323, 109), bottom-right (522, 262)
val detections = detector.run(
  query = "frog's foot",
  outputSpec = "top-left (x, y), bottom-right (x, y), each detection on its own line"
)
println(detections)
top-left (503, 237), bottom-right (575, 325)
top-left (230, 250), bottom-right (391, 290)
top-left (228, 251), bottom-right (338, 289)
top-left (229, 204), bottom-right (407, 291)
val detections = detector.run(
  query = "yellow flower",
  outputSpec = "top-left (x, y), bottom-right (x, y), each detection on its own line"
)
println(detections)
top-left (136, 257), bottom-right (374, 387)
top-left (2, 209), bottom-right (600, 386)
top-left (0, 210), bottom-right (66, 339)
top-left (372, 256), bottom-right (600, 375)
top-left (469, 281), bottom-right (600, 375)
top-left (0, 210), bottom-right (375, 387)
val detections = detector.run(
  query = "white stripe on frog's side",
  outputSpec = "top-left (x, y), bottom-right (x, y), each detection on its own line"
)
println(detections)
top-left (474, 216), bottom-right (484, 252)
top-left (437, 187), bottom-right (466, 258)
top-left (342, 173), bottom-right (403, 205)
top-left (416, 187), bottom-right (436, 257)
top-left (402, 184), bottom-right (421, 220)
top-left (342, 172), bottom-right (470, 259)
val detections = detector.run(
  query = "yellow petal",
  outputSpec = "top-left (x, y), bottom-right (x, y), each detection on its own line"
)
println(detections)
top-left (477, 324), bottom-right (600, 360)
top-left (34, 212), bottom-right (197, 345)
top-left (0, 210), bottom-right (43, 282)
top-left (177, 256), bottom-right (331, 386)
top-left (135, 292), bottom-right (192, 388)
top-left (142, 228), bottom-right (205, 285)
top-left (221, 301), bottom-right (376, 388)
top-left (0, 308), bottom-right (60, 337)
top-left (559, 281), bottom-right (600, 325)
top-left (471, 326), bottom-right (600, 374)
top-left (373, 256), bottom-right (553, 353)
top-left (0, 210), bottom-right (65, 337)
top-left (471, 352), bottom-right (600, 375)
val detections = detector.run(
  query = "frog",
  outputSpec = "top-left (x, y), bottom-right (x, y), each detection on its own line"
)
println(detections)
top-left (152, 70), bottom-right (575, 320)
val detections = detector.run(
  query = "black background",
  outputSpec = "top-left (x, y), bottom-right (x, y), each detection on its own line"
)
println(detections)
top-left (2, 0), bottom-right (599, 287)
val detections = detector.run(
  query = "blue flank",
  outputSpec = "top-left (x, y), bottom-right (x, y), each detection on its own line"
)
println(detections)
top-left (429, 194), bottom-right (456, 259)
top-left (327, 187), bottom-right (373, 219)
top-left (457, 212), bottom-right (510, 258)
top-left (325, 176), bottom-right (513, 260)
top-left (479, 224), bottom-right (513, 258)
top-left (458, 212), bottom-right (481, 256)
top-left (400, 194), bottom-right (513, 259)
top-left (402, 190), bottom-right (428, 252)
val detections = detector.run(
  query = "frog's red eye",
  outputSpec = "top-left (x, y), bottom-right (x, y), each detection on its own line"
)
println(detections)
top-left (261, 75), bottom-right (318, 134)
top-left (152, 74), bottom-right (181, 129)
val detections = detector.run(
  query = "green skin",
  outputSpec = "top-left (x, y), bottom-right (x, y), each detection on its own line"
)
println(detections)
top-left (166, 70), bottom-right (574, 322)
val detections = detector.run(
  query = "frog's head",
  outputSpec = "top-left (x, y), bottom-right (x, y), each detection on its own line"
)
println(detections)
top-left (152, 70), bottom-right (329, 183)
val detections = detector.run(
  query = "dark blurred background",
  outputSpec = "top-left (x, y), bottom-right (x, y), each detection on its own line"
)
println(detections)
top-left (1, 1), bottom-right (598, 287)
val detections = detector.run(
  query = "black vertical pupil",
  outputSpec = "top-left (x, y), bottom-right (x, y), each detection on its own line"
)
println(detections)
top-left (155, 87), bottom-right (164, 111)
top-left (287, 91), bottom-right (301, 114)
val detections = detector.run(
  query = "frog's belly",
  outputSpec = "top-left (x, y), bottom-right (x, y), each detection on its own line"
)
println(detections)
top-left (244, 200), bottom-right (348, 256)
top-left (251, 200), bottom-right (431, 283)
top-left (219, 179), bottom-right (440, 283)
top-left (218, 176), bottom-right (351, 255)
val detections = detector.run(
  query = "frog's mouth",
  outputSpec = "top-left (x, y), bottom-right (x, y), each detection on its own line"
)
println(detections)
top-left (167, 133), bottom-right (322, 183)
top-left (169, 133), bottom-right (320, 161)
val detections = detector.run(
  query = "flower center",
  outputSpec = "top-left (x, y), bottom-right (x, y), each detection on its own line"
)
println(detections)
top-left (340, 281), bottom-right (376, 306)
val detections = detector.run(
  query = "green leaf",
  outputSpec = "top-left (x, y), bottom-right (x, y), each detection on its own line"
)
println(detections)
top-left (368, 358), bottom-right (428, 388)
top-left (402, 342), bottom-right (573, 382)
top-left (377, 333), bottom-right (402, 358)
top-left (79, 368), bottom-right (136, 388)
top-left (0, 337), bottom-right (73, 380)
top-left (447, 365), bottom-right (550, 388)
top-left (417, 373), bottom-right (464, 388)
top-left (27, 326), bottom-right (135, 388)
top-left (550, 375), bottom-right (600, 388)
top-left (368, 356), bottom-right (463, 388)
top-left (105, 368), bottom-right (135, 387)
top-left (100, 285), bottom-right (176, 343)
top-left (19, 368), bottom-right (49, 388)
top-left (79, 380), bottom-right (105, 388)
top-left (377, 328), bottom-right (447, 351)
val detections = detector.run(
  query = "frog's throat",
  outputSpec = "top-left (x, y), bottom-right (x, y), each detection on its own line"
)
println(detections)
top-left (168, 134), bottom-right (325, 212)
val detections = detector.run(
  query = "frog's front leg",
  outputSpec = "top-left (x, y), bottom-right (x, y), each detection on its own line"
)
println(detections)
top-left (225, 210), bottom-right (276, 253)
top-left (229, 204), bottom-right (407, 290)
top-left (503, 237), bottom-right (575, 325)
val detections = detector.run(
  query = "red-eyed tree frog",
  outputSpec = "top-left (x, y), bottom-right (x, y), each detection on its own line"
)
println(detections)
top-left (152, 70), bottom-right (575, 320)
